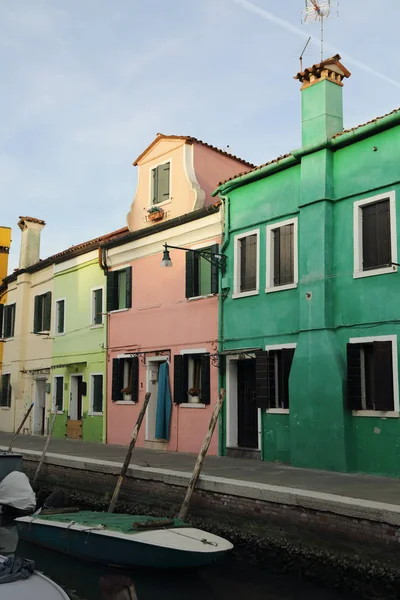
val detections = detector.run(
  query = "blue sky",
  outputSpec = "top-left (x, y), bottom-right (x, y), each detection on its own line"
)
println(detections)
top-left (2, 0), bottom-right (399, 272)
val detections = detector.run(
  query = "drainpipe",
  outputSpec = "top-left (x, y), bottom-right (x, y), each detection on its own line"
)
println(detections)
top-left (99, 246), bottom-right (109, 443)
top-left (218, 195), bottom-right (230, 456)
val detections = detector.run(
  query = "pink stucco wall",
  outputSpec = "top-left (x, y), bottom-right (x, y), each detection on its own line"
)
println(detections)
top-left (193, 142), bottom-right (252, 207)
top-left (107, 239), bottom-right (220, 455)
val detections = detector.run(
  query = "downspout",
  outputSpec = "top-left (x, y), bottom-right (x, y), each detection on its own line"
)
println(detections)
top-left (218, 195), bottom-right (230, 456)
top-left (99, 247), bottom-right (109, 443)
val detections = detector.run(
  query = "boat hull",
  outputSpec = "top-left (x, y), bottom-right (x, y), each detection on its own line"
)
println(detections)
top-left (16, 518), bottom-right (232, 569)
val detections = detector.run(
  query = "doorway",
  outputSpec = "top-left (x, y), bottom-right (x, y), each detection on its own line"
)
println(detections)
top-left (33, 379), bottom-right (46, 435)
top-left (145, 358), bottom-right (168, 441)
top-left (67, 374), bottom-right (83, 439)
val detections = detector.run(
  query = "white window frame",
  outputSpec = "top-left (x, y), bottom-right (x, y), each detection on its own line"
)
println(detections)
top-left (264, 343), bottom-right (296, 414)
top-left (89, 373), bottom-right (104, 416)
top-left (0, 372), bottom-right (11, 409)
top-left (349, 334), bottom-right (399, 417)
top-left (108, 266), bottom-right (130, 313)
top-left (179, 348), bottom-right (207, 408)
top-left (54, 297), bottom-right (66, 336)
top-left (90, 286), bottom-right (104, 328)
top-left (266, 218), bottom-right (298, 293)
top-left (353, 191), bottom-right (397, 279)
top-left (149, 159), bottom-right (172, 208)
top-left (115, 353), bottom-right (137, 404)
top-left (52, 375), bottom-right (64, 414)
top-left (233, 229), bottom-right (260, 299)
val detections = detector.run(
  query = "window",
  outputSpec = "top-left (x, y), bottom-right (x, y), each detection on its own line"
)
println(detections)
top-left (173, 352), bottom-right (211, 405)
top-left (112, 356), bottom-right (139, 402)
top-left (0, 374), bottom-right (11, 408)
top-left (53, 376), bottom-right (64, 412)
top-left (90, 374), bottom-right (103, 414)
top-left (347, 336), bottom-right (398, 413)
top-left (255, 346), bottom-right (295, 411)
top-left (354, 192), bottom-right (397, 278)
top-left (185, 245), bottom-right (219, 298)
top-left (151, 162), bottom-right (170, 205)
top-left (92, 288), bottom-right (104, 325)
top-left (107, 268), bottom-right (132, 312)
top-left (266, 218), bottom-right (298, 292)
top-left (233, 230), bottom-right (259, 298)
top-left (0, 303), bottom-right (16, 339)
top-left (33, 292), bottom-right (52, 333)
top-left (55, 299), bottom-right (65, 334)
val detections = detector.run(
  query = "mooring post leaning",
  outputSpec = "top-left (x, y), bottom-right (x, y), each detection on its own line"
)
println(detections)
top-left (7, 402), bottom-right (34, 452)
top-left (32, 410), bottom-right (58, 488)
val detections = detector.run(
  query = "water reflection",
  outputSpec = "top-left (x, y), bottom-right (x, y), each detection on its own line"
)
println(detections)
top-left (0, 519), bottom-right (352, 600)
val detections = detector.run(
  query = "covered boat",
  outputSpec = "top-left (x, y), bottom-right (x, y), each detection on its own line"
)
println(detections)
top-left (0, 554), bottom-right (69, 600)
top-left (0, 471), bottom-right (36, 515)
top-left (15, 511), bottom-right (233, 569)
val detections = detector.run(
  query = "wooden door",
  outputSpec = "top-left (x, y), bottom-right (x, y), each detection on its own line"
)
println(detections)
top-left (237, 359), bottom-right (258, 449)
top-left (66, 419), bottom-right (82, 439)
top-left (67, 375), bottom-right (83, 439)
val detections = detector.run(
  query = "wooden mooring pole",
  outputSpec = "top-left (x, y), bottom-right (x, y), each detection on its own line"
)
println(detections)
top-left (32, 411), bottom-right (57, 488)
top-left (109, 392), bottom-right (151, 513)
top-left (178, 389), bottom-right (225, 521)
top-left (7, 402), bottom-right (34, 452)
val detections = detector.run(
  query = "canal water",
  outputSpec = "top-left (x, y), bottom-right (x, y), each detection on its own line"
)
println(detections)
top-left (0, 520), bottom-right (354, 600)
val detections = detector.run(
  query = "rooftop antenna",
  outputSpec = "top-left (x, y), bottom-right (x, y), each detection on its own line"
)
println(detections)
top-left (299, 36), bottom-right (312, 71)
top-left (301, 0), bottom-right (339, 61)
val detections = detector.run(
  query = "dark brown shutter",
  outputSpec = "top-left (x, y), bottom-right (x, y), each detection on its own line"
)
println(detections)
top-left (131, 356), bottom-right (139, 402)
top-left (274, 224), bottom-right (294, 286)
top-left (373, 341), bottom-right (394, 411)
top-left (80, 381), bottom-right (87, 396)
top-left (10, 304), bottom-right (15, 338)
top-left (43, 292), bottom-right (52, 331)
top-left (346, 343), bottom-right (362, 410)
top-left (362, 199), bottom-right (391, 270)
top-left (33, 295), bottom-right (40, 333)
top-left (281, 348), bottom-right (295, 409)
top-left (125, 267), bottom-right (132, 309)
top-left (210, 244), bottom-right (219, 294)
top-left (0, 375), bottom-right (3, 406)
top-left (185, 252), bottom-right (195, 299)
top-left (240, 235), bottom-right (257, 292)
top-left (200, 354), bottom-right (211, 405)
top-left (112, 358), bottom-right (123, 401)
top-left (255, 350), bottom-right (270, 408)
top-left (107, 272), bottom-right (116, 312)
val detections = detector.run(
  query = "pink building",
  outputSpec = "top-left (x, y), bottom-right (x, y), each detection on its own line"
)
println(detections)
top-left (103, 134), bottom-right (253, 454)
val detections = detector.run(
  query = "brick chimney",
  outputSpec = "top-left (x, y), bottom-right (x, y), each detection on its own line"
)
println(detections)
top-left (17, 216), bottom-right (45, 269)
top-left (294, 54), bottom-right (351, 147)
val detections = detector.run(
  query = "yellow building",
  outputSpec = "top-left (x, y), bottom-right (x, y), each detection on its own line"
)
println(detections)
top-left (0, 226), bottom-right (11, 376)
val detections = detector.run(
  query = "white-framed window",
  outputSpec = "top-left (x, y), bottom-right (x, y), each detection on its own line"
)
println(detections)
top-left (55, 298), bottom-right (65, 335)
top-left (112, 355), bottom-right (139, 403)
top-left (53, 375), bottom-right (64, 413)
top-left (151, 161), bottom-right (170, 205)
top-left (107, 267), bottom-right (132, 312)
top-left (0, 373), bottom-right (11, 408)
top-left (264, 344), bottom-right (296, 413)
top-left (0, 303), bottom-right (16, 339)
top-left (347, 335), bottom-right (399, 417)
top-left (266, 218), bottom-right (298, 293)
top-left (353, 191), bottom-right (397, 279)
top-left (33, 291), bottom-right (52, 333)
top-left (174, 348), bottom-right (210, 407)
top-left (233, 229), bottom-right (259, 299)
top-left (91, 287), bottom-right (104, 326)
top-left (90, 373), bottom-right (103, 415)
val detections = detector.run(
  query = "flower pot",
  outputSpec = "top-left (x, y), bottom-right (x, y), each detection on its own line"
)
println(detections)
top-left (123, 393), bottom-right (132, 402)
top-left (189, 395), bottom-right (201, 404)
top-left (147, 209), bottom-right (164, 222)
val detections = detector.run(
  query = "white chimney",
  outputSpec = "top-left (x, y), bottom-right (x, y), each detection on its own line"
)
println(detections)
top-left (17, 216), bottom-right (45, 269)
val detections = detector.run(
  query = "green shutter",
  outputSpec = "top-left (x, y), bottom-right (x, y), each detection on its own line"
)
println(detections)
top-left (255, 350), bottom-right (271, 409)
top-left (93, 375), bottom-right (103, 413)
top-left (185, 252), bottom-right (195, 299)
top-left (10, 304), bottom-right (16, 338)
top-left (107, 272), bottom-right (116, 312)
top-left (57, 300), bottom-right (65, 333)
top-left (131, 356), bottom-right (139, 402)
top-left (125, 267), bottom-right (132, 309)
top-left (200, 354), bottom-right (211, 405)
top-left (0, 304), bottom-right (3, 338)
top-left (210, 244), bottom-right (219, 294)
top-left (112, 358), bottom-right (123, 401)
top-left (43, 292), bottom-right (52, 331)
top-left (346, 343), bottom-right (362, 410)
top-left (158, 163), bottom-right (170, 202)
top-left (55, 377), bottom-right (64, 411)
top-left (94, 289), bottom-right (103, 324)
top-left (151, 167), bottom-right (158, 204)
top-left (33, 295), bottom-right (41, 333)
top-left (0, 375), bottom-right (3, 406)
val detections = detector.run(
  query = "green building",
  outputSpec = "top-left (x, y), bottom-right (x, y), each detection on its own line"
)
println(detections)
top-left (214, 55), bottom-right (400, 477)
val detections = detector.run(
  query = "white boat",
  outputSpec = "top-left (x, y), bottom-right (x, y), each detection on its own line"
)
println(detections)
top-left (0, 471), bottom-right (36, 515)
top-left (0, 555), bottom-right (69, 599)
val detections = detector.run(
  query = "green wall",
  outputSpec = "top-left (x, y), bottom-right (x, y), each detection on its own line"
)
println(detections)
top-left (52, 257), bottom-right (106, 443)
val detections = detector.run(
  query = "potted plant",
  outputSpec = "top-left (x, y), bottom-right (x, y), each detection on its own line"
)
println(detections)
top-left (121, 387), bottom-right (132, 401)
top-left (187, 387), bottom-right (201, 403)
top-left (147, 206), bottom-right (164, 222)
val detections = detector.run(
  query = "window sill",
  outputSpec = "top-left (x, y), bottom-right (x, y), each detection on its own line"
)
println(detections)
top-left (180, 403), bottom-right (206, 409)
top-left (149, 199), bottom-right (171, 209)
top-left (0, 406), bottom-right (11, 410)
top-left (2, 337), bottom-right (14, 341)
top-left (88, 412), bottom-right (103, 416)
top-left (114, 400), bottom-right (137, 405)
top-left (89, 324), bottom-right (104, 329)
top-left (266, 408), bottom-right (289, 414)
top-left (232, 290), bottom-right (259, 299)
top-left (353, 266), bottom-right (396, 279)
top-left (352, 410), bottom-right (399, 418)
top-left (54, 332), bottom-right (65, 337)
top-left (51, 411), bottom-right (64, 415)
top-left (187, 294), bottom-right (216, 302)
top-left (108, 308), bottom-right (129, 314)
top-left (265, 283), bottom-right (297, 294)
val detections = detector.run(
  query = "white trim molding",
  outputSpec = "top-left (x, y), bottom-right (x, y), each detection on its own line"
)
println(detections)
top-left (349, 334), bottom-right (399, 417)
top-left (266, 217), bottom-right (298, 293)
top-left (232, 229), bottom-right (260, 299)
top-left (353, 191), bottom-right (397, 279)
top-left (265, 343), bottom-right (297, 414)
top-left (89, 372), bottom-right (104, 416)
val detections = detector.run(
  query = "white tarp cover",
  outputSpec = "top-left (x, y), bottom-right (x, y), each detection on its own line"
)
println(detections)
top-left (0, 472), bottom-right (36, 511)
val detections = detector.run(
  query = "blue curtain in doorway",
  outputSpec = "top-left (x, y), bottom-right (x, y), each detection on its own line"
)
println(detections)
top-left (155, 362), bottom-right (172, 441)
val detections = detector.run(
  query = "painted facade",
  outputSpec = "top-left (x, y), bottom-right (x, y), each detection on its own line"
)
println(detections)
top-left (0, 226), bottom-right (11, 378)
top-left (105, 135), bottom-right (253, 454)
top-left (214, 55), bottom-right (400, 477)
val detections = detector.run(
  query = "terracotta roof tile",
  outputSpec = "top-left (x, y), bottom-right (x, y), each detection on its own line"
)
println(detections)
top-left (332, 106), bottom-right (400, 139)
top-left (133, 133), bottom-right (255, 168)
top-left (217, 153), bottom-right (292, 187)
top-left (294, 53), bottom-right (351, 83)
top-left (18, 216), bottom-right (46, 225)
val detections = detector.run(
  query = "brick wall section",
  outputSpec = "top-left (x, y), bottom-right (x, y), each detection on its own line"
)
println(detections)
top-left (24, 459), bottom-right (400, 550)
